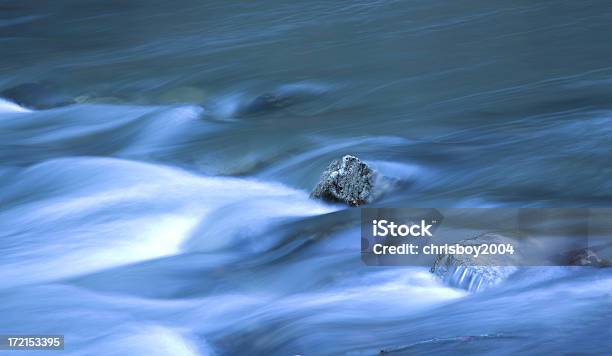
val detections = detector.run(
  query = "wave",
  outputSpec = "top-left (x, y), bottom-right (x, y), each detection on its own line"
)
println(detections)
top-left (0, 156), bottom-right (334, 287)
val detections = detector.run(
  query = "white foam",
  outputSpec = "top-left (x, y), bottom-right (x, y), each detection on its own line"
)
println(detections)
top-left (0, 98), bottom-right (31, 113)
top-left (0, 157), bottom-right (334, 286)
top-left (101, 325), bottom-right (205, 356)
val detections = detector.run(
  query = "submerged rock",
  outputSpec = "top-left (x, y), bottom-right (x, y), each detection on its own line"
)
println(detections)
top-left (243, 93), bottom-right (294, 114)
top-left (0, 82), bottom-right (74, 109)
top-left (430, 233), bottom-right (522, 292)
top-left (239, 83), bottom-right (327, 116)
top-left (566, 248), bottom-right (611, 267)
top-left (311, 155), bottom-right (375, 206)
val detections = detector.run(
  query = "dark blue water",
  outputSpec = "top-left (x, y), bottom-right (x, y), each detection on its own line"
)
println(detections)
top-left (1, 1), bottom-right (611, 355)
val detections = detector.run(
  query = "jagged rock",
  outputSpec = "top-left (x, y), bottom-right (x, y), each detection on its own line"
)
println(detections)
top-left (311, 155), bottom-right (375, 206)
top-left (239, 83), bottom-right (326, 116)
top-left (431, 233), bottom-right (523, 292)
top-left (243, 93), bottom-right (294, 114)
top-left (567, 248), bottom-right (611, 267)
top-left (0, 82), bottom-right (74, 109)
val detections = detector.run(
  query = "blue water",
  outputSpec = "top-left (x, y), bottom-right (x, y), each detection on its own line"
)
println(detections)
top-left (1, 1), bottom-right (612, 354)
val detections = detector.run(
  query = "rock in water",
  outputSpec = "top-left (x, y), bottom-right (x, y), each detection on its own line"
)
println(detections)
top-left (243, 93), bottom-right (294, 115)
top-left (311, 155), bottom-right (375, 206)
top-left (567, 248), bottom-right (611, 267)
top-left (431, 233), bottom-right (522, 292)
top-left (0, 82), bottom-right (74, 109)
top-left (239, 83), bottom-right (326, 116)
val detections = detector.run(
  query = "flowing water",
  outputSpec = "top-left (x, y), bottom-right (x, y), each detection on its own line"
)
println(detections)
top-left (1, 0), bottom-right (611, 355)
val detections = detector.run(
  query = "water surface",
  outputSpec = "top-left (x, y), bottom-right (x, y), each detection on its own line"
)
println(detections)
top-left (1, 1), bottom-right (611, 354)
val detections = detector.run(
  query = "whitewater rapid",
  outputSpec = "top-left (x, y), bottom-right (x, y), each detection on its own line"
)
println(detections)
top-left (0, 98), bottom-right (609, 355)
top-left (0, 99), bottom-right (465, 355)
top-left (3, 2), bottom-right (612, 352)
